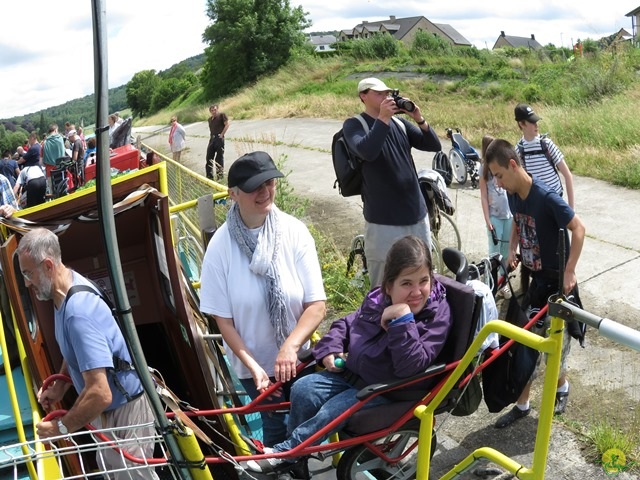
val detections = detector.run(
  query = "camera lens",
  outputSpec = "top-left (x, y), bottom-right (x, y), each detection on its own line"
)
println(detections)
top-left (396, 98), bottom-right (415, 112)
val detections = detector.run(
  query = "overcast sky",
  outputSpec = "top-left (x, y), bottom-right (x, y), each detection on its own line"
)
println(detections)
top-left (1, 0), bottom-right (636, 119)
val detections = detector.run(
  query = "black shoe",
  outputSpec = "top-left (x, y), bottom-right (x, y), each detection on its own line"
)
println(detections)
top-left (554, 389), bottom-right (569, 415)
top-left (494, 405), bottom-right (530, 428)
top-left (288, 458), bottom-right (311, 480)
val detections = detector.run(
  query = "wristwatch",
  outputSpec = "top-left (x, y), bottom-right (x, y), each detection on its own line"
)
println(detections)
top-left (57, 419), bottom-right (68, 435)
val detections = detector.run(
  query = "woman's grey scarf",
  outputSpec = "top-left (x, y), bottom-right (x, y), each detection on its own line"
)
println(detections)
top-left (226, 202), bottom-right (291, 347)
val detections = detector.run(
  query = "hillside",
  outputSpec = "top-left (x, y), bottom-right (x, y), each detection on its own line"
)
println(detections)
top-left (0, 54), bottom-right (205, 132)
top-left (141, 47), bottom-right (640, 189)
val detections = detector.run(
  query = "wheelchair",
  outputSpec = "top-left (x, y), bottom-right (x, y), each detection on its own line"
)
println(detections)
top-left (445, 128), bottom-right (480, 188)
top-left (185, 261), bottom-right (485, 480)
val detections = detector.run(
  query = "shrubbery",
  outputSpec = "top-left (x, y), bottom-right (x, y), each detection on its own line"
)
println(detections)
top-left (350, 33), bottom-right (400, 60)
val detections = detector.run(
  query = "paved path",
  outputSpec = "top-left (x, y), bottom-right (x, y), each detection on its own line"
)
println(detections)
top-left (136, 119), bottom-right (640, 479)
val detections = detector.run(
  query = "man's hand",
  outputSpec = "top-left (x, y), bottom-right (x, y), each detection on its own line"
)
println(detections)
top-left (563, 269), bottom-right (577, 295)
top-left (378, 97), bottom-right (399, 122)
top-left (38, 381), bottom-right (66, 412)
top-left (408, 105), bottom-right (424, 123)
top-left (0, 205), bottom-right (16, 218)
top-left (36, 420), bottom-right (62, 439)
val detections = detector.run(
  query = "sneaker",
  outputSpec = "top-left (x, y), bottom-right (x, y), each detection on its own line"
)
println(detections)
top-left (246, 448), bottom-right (285, 473)
top-left (555, 389), bottom-right (569, 415)
top-left (494, 405), bottom-right (530, 428)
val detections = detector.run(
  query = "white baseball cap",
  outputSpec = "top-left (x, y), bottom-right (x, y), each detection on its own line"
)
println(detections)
top-left (358, 77), bottom-right (392, 93)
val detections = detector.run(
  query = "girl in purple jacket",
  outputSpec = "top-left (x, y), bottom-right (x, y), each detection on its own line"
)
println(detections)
top-left (247, 235), bottom-right (453, 473)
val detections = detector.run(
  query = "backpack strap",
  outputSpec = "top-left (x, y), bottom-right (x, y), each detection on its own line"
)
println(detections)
top-left (354, 113), bottom-right (369, 134)
top-left (64, 283), bottom-right (138, 402)
top-left (518, 138), bottom-right (557, 174)
top-left (391, 116), bottom-right (407, 136)
top-left (353, 114), bottom-right (407, 136)
top-left (539, 136), bottom-right (558, 173)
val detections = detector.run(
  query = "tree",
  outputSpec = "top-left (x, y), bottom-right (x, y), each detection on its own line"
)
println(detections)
top-left (125, 70), bottom-right (160, 117)
top-left (150, 78), bottom-right (191, 113)
top-left (201, 0), bottom-right (310, 99)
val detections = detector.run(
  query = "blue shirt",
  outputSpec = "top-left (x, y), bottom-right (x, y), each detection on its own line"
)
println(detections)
top-left (0, 174), bottom-right (18, 209)
top-left (22, 143), bottom-right (41, 166)
top-left (508, 178), bottom-right (574, 273)
top-left (55, 272), bottom-right (142, 411)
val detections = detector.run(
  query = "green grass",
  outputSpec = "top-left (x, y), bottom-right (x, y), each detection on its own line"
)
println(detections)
top-left (136, 46), bottom-right (640, 189)
top-left (274, 155), bottom-right (367, 320)
top-left (584, 416), bottom-right (639, 474)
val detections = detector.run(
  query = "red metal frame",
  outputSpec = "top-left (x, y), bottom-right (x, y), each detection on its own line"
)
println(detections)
top-left (38, 304), bottom-right (548, 469)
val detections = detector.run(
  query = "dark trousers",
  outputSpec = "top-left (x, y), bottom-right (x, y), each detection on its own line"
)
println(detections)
top-left (206, 136), bottom-right (225, 179)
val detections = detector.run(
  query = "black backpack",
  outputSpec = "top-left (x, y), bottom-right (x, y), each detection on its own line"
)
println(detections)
top-left (432, 151), bottom-right (453, 186)
top-left (332, 114), bottom-right (368, 197)
top-left (332, 115), bottom-right (407, 197)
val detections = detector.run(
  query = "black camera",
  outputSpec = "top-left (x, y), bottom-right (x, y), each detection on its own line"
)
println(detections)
top-left (391, 89), bottom-right (415, 112)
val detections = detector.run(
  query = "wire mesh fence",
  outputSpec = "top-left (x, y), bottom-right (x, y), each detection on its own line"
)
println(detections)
top-left (0, 422), bottom-right (179, 479)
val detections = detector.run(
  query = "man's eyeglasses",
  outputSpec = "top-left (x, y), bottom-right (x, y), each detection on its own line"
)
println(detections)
top-left (21, 260), bottom-right (45, 282)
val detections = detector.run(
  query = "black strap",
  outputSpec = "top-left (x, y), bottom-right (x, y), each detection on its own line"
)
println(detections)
top-left (518, 138), bottom-right (557, 174)
top-left (64, 283), bottom-right (137, 402)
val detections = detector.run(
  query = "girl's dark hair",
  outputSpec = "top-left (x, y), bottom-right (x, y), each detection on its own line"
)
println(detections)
top-left (382, 235), bottom-right (433, 294)
top-left (481, 134), bottom-right (495, 181)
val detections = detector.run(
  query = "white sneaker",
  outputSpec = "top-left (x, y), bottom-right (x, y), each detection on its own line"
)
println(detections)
top-left (246, 448), bottom-right (285, 473)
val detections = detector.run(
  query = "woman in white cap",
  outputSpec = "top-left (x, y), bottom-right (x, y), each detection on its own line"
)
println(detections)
top-left (199, 151), bottom-right (326, 448)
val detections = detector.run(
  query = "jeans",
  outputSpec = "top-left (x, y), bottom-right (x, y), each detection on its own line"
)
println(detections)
top-left (487, 215), bottom-right (512, 261)
top-left (239, 366), bottom-right (314, 447)
top-left (272, 370), bottom-right (391, 453)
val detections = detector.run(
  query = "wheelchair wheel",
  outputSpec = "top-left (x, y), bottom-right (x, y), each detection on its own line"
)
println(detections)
top-left (430, 235), bottom-right (445, 276)
top-left (336, 429), bottom-right (435, 480)
top-left (448, 149), bottom-right (467, 185)
top-left (347, 234), bottom-right (367, 277)
top-left (436, 211), bottom-right (461, 252)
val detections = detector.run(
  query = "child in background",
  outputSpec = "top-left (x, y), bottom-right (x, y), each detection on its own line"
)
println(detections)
top-left (480, 134), bottom-right (512, 297)
top-left (514, 103), bottom-right (574, 209)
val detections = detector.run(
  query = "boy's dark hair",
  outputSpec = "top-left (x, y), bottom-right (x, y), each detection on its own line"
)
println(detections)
top-left (484, 139), bottom-right (521, 169)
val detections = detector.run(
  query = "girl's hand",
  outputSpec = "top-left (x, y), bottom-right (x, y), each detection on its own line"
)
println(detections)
top-left (381, 303), bottom-right (411, 330)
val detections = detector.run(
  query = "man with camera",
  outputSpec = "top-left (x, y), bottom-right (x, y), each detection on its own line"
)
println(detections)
top-left (343, 77), bottom-right (441, 287)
